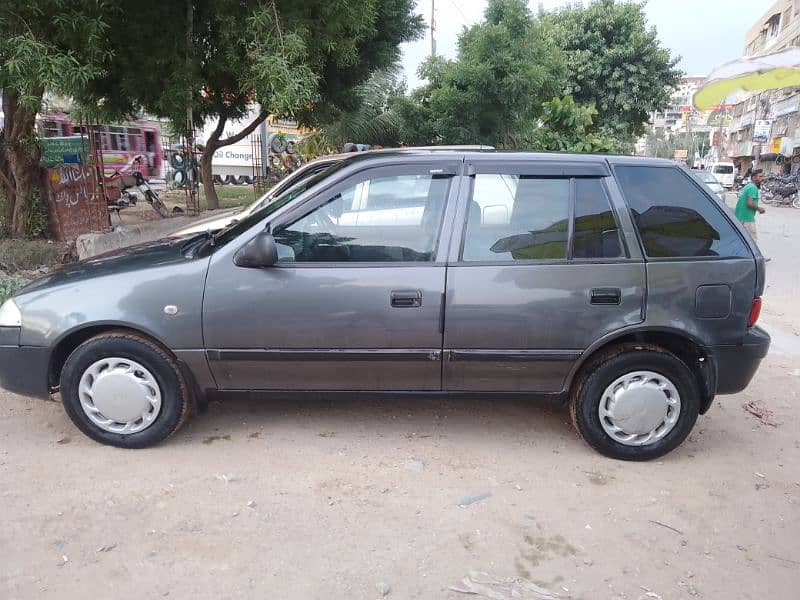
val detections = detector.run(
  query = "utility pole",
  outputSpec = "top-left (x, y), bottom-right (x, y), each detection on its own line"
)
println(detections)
top-left (185, 0), bottom-right (198, 215)
top-left (430, 0), bottom-right (436, 56)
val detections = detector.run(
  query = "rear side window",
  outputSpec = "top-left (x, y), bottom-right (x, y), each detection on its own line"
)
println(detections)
top-left (615, 166), bottom-right (749, 258)
top-left (463, 175), bottom-right (570, 261)
top-left (573, 179), bottom-right (623, 259)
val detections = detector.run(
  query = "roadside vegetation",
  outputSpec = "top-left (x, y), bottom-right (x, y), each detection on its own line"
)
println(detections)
top-left (0, 0), bottom-right (679, 240)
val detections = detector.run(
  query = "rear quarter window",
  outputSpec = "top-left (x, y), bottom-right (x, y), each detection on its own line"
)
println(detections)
top-left (614, 166), bottom-right (749, 258)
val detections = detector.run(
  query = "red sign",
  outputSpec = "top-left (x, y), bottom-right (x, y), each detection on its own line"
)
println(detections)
top-left (43, 165), bottom-right (110, 240)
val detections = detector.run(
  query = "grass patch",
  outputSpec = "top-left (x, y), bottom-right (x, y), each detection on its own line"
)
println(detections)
top-left (163, 184), bottom-right (259, 213)
top-left (0, 239), bottom-right (64, 273)
top-left (0, 276), bottom-right (30, 303)
top-left (201, 185), bottom-right (259, 210)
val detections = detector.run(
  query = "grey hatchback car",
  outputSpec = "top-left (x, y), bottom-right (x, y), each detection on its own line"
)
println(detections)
top-left (0, 150), bottom-right (770, 460)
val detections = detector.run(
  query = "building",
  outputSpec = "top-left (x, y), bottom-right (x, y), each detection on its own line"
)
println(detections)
top-left (639, 76), bottom-right (729, 166)
top-left (726, 0), bottom-right (800, 174)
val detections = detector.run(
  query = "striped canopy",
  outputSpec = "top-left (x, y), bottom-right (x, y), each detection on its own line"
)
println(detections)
top-left (693, 47), bottom-right (800, 110)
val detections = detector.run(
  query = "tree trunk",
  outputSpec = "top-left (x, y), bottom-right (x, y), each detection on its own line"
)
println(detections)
top-left (200, 142), bottom-right (220, 210)
top-left (198, 115), bottom-right (227, 211)
top-left (197, 110), bottom-right (269, 211)
top-left (1, 90), bottom-right (44, 237)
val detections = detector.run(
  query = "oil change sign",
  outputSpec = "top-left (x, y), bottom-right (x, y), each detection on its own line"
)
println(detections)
top-left (212, 145), bottom-right (253, 166)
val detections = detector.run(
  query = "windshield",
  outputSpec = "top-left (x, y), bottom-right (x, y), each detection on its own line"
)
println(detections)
top-left (213, 161), bottom-right (346, 245)
top-left (244, 160), bottom-right (340, 216)
top-left (713, 165), bottom-right (733, 174)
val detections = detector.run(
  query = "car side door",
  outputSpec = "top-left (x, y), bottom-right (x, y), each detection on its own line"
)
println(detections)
top-left (442, 159), bottom-right (647, 393)
top-left (202, 160), bottom-right (461, 391)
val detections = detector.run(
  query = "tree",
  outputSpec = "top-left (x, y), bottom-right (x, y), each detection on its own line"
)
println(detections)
top-left (77, 0), bottom-right (423, 210)
top-left (394, 0), bottom-right (565, 148)
top-left (0, 1), bottom-right (109, 236)
top-left (299, 66), bottom-right (407, 155)
top-left (539, 0), bottom-right (681, 141)
top-left (523, 96), bottom-right (623, 154)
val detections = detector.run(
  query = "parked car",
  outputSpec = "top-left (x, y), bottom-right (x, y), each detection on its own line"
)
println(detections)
top-left (694, 169), bottom-right (727, 202)
top-left (707, 162), bottom-right (736, 189)
top-left (0, 150), bottom-right (769, 460)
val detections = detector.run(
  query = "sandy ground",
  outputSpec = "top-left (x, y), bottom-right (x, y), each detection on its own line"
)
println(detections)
top-left (1, 194), bottom-right (799, 600)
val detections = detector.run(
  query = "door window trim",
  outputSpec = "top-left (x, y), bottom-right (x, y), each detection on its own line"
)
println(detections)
top-left (454, 172), bottom-right (629, 266)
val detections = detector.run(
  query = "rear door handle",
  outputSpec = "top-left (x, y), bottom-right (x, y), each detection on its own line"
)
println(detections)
top-left (391, 290), bottom-right (422, 308)
top-left (590, 287), bottom-right (621, 305)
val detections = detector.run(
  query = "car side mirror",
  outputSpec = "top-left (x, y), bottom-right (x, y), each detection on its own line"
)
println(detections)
top-left (233, 229), bottom-right (278, 268)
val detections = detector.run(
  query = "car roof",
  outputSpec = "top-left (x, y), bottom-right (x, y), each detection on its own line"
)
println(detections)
top-left (328, 147), bottom-right (676, 169)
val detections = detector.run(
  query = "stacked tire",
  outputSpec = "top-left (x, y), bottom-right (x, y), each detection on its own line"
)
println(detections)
top-left (171, 152), bottom-right (198, 188)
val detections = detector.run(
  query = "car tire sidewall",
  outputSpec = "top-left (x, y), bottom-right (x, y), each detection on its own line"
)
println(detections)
top-left (60, 335), bottom-right (187, 448)
top-left (573, 350), bottom-right (700, 461)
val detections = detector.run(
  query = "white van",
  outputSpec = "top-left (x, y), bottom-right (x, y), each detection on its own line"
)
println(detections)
top-left (708, 162), bottom-right (735, 189)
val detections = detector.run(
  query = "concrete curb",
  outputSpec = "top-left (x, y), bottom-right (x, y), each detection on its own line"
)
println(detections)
top-left (76, 217), bottom-right (197, 260)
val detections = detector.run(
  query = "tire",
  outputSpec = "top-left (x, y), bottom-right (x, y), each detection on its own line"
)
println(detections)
top-left (569, 345), bottom-right (700, 461)
top-left (170, 152), bottom-right (186, 169)
top-left (172, 169), bottom-right (187, 188)
top-left (146, 190), bottom-right (170, 218)
top-left (223, 175), bottom-right (237, 185)
top-left (60, 332), bottom-right (191, 448)
top-left (233, 175), bottom-right (248, 185)
top-left (269, 134), bottom-right (286, 154)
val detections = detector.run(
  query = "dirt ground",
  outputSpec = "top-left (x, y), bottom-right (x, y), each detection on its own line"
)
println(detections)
top-left (1, 194), bottom-right (798, 600)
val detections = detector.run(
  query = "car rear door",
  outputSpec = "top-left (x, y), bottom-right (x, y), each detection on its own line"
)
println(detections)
top-left (442, 158), bottom-right (646, 392)
top-left (203, 159), bottom-right (461, 391)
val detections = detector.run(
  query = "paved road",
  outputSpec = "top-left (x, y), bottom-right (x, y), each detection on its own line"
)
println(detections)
top-left (1, 198), bottom-right (798, 600)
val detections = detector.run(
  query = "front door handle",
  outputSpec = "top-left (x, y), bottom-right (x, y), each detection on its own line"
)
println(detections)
top-left (391, 290), bottom-right (422, 308)
top-left (590, 287), bottom-right (621, 305)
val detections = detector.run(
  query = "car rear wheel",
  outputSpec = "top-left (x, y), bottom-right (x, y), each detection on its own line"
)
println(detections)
top-left (569, 345), bottom-right (700, 460)
top-left (60, 332), bottom-right (191, 448)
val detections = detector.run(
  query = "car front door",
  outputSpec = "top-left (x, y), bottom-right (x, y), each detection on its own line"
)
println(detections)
top-left (203, 161), bottom-right (460, 391)
top-left (442, 159), bottom-right (646, 393)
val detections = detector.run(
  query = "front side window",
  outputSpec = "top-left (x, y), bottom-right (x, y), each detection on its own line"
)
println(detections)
top-left (463, 175), bottom-right (570, 261)
top-left (273, 172), bottom-right (451, 262)
top-left (615, 165), bottom-right (749, 258)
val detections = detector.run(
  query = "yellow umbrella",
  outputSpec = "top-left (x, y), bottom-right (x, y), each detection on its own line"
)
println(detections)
top-left (693, 47), bottom-right (800, 110)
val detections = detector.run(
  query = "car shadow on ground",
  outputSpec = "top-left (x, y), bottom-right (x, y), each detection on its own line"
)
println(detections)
top-left (171, 392), bottom-right (577, 447)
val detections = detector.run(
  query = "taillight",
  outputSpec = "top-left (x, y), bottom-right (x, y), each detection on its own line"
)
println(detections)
top-left (748, 297), bottom-right (762, 327)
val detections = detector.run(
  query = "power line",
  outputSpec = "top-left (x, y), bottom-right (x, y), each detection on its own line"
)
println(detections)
top-left (446, 0), bottom-right (470, 26)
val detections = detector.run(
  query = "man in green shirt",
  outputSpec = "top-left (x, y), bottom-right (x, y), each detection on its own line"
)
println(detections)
top-left (735, 169), bottom-right (765, 241)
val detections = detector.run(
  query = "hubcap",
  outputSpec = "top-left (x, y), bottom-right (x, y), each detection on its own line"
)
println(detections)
top-left (78, 358), bottom-right (162, 434)
top-left (598, 370), bottom-right (681, 446)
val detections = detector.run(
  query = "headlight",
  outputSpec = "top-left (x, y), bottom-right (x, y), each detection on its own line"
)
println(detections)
top-left (0, 299), bottom-right (22, 327)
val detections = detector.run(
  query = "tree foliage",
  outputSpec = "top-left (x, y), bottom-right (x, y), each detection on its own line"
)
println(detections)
top-left (524, 96), bottom-right (621, 154)
top-left (76, 0), bottom-right (423, 209)
top-left (393, 0), bottom-right (565, 148)
top-left (299, 66), bottom-right (407, 155)
top-left (0, 1), bottom-right (110, 236)
top-left (539, 0), bottom-right (681, 140)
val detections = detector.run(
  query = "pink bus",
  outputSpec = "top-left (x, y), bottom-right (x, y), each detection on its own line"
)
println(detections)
top-left (37, 113), bottom-right (164, 178)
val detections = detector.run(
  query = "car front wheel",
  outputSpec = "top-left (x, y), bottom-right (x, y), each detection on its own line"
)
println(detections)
top-left (569, 345), bottom-right (700, 460)
top-left (60, 332), bottom-right (191, 448)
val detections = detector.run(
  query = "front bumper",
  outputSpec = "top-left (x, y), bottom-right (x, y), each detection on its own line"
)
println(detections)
top-left (711, 326), bottom-right (771, 395)
top-left (0, 327), bottom-right (50, 399)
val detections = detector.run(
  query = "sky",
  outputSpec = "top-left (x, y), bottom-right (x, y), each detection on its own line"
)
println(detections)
top-left (400, 0), bottom-right (764, 89)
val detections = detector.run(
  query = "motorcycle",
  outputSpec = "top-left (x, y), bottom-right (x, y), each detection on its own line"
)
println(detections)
top-left (103, 155), bottom-right (169, 218)
top-left (761, 175), bottom-right (800, 208)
